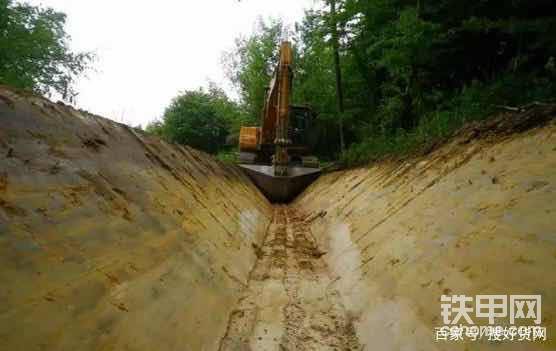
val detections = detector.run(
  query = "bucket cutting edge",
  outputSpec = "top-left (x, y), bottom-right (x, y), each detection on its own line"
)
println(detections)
top-left (239, 164), bottom-right (321, 203)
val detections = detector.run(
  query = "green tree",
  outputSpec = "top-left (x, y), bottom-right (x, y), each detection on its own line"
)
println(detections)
top-left (312, 0), bottom-right (556, 163)
top-left (222, 18), bottom-right (286, 122)
top-left (221, 0), bottom-right (556, 164)
top-left (0, 0), bottom-right (93, 99)
top-left (292, 9), bottom-right (343, 158)
top-left (144, 120), bottom-right (165, 137)
top-left (160, 87), bottom-right (242, 154)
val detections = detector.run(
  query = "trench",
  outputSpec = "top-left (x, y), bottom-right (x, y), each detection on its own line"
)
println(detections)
top-left (1, 87), bottom-right (556, 351)
top-left (219, 206), bottom-right (360, 350)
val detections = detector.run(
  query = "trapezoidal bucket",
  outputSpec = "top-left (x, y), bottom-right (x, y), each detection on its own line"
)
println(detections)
top-left (239, 164), bottom-right (321, 203)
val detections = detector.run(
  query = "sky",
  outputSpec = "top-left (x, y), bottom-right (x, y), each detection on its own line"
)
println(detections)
top-left (27, 0), bottom-right (317, 127)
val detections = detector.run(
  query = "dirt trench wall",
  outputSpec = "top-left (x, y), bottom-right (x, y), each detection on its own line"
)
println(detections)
top-left (0, 87), bottom-right (272, 351)
top-left (295, 112), bottom-right (556, 350)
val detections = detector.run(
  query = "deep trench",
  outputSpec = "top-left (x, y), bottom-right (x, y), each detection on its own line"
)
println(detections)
top-left (1, 87), bottom-right (555, 351)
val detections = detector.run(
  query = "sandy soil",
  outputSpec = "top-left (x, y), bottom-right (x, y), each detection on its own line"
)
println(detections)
top-left (0, 86), bottom-right (272, 351)
top-left (295, 107), bottom-right (556, 350)
top-left (219, 206), bottom-right (362, 350)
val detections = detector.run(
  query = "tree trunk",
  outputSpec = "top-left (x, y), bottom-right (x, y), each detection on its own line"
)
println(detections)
top-left (417, 0), bottom-right (422, 18)
top-left (329, 0), bottom-right (345, 154)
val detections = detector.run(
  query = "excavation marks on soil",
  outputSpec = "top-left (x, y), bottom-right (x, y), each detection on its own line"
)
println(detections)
top-left (219, 206), bottom-right (361, 351)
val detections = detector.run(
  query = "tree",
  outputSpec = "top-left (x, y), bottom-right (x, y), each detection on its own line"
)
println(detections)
top-left (160, 87), bottom-right (242, 154)
top-left (327, 0), bottom-right (346, 153)
top-left (222, 18), bottom-right (286, 122)
top-left (144, 120), bottom-right (165, 137)
top-left (221, 0), bottom-right (556, 164)
top-left (0, 0), bottom-right (93, 100)
top-left (292, 9), bottom-right (344, 158)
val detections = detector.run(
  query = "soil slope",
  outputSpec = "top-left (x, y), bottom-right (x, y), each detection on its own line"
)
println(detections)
top-left (0, 86), bottom-right (272, 351)
top-left (295, 106), bottom-right (556, 350)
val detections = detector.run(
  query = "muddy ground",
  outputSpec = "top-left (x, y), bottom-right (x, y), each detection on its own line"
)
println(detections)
top-left (219, 206), bottom-right (360, 350)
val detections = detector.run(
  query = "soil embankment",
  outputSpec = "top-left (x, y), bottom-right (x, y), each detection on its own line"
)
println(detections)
top-left (0, 86), bottom-right (272, 350)
top-left (295, 106), bottom-right (556, 350)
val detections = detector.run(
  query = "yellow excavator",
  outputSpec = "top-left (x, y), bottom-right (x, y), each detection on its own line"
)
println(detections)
top-left (238, 41), bottom-right (321, 203)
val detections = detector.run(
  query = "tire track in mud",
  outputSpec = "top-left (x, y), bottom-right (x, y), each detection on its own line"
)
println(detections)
top-left (219, 206), bottom-right (361, 351)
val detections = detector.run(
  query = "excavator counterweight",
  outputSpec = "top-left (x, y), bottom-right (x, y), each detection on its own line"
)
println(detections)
top-left (238, 41), bottom-right (321, 202)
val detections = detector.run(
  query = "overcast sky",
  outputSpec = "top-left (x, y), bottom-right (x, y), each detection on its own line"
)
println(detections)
top-left (27, 0), bottom-right (317, 127)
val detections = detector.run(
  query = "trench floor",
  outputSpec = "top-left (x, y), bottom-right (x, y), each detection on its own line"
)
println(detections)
top-left (219, 206), bottom-right (362, 350)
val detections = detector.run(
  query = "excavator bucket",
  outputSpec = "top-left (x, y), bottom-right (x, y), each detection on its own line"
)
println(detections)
top-left (239, 164), bottom-right (321, 203)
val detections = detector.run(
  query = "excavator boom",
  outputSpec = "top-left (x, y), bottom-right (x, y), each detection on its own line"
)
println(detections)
top-left (238, 41), bottom-right (321, 203)
top-left (273, 41), bottom-right (292, 176)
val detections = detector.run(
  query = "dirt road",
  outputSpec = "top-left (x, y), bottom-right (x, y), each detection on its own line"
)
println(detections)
top-left (219, 206), bottom-right (362, 350)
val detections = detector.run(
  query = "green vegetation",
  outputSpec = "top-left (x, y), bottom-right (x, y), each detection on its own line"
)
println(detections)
top-left (145, 86), bottom-right (245, 154)
top-left (330, 0), bottom-right (556, 164)
top-left (215, 149), bottom-right (238, 164)
top-left (180, 0), bottom-right (556, 165)
top-left (222, 18), bottom-right (286, 125)
top-left (0, 0), bottom-right (93, 100)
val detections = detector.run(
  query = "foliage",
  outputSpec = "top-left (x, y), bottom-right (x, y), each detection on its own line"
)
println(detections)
top-left (0, 0), bottom-right (93, 100)
top-left (144, 120), bottom-right (165, 137)
top-left (334, 0), bottom-right (556, 165)
top-left (341, 73), bottom-right (556, 165)
top-left (152, 1), bottom-right (556, 163)
top-left (153, 86), bottom-right (244, 154)
top-left (222, 18), bottom-right (286, 123)
top-left (231, 0), bottom-right (556, 164)
top-left (215, 149), bottom-right (237, 164)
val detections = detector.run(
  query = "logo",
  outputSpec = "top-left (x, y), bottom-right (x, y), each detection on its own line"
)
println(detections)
top-left (435, 294), bottom-right (546, 342)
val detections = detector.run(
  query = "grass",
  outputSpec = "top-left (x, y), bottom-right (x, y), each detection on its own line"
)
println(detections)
top-left (216, 149), bottom-right (238, 164)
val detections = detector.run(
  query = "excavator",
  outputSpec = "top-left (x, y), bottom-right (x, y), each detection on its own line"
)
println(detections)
top-left (238, 41), bottom-right (321, 203)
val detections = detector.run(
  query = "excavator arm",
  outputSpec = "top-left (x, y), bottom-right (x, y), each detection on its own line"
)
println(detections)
top-left (240, 41), bottom-right (292, 171)
top-left (271, 41), bottom-right (292, 176)
top-left (260, 42), bottom-right (292, 147)
top-left (238, 41), bottom-right (321, 202)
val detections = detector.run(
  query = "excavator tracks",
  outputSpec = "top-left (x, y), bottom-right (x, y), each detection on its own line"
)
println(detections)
top-left (219, 206), bottom-right (362, 351)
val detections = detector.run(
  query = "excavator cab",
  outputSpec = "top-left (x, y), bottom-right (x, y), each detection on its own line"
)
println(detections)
top-left (238, 41), bottom-right (321, 203)
top-left (239, 105), bottom-right (317, 165)
top-left (288, 105), bottom-right (319, 167)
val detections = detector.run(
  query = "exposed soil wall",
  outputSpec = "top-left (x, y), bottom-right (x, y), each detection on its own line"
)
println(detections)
top-left (0, 87), bottom-right (272, 351)
top-left (295, 107), bottom-right (556, 350)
